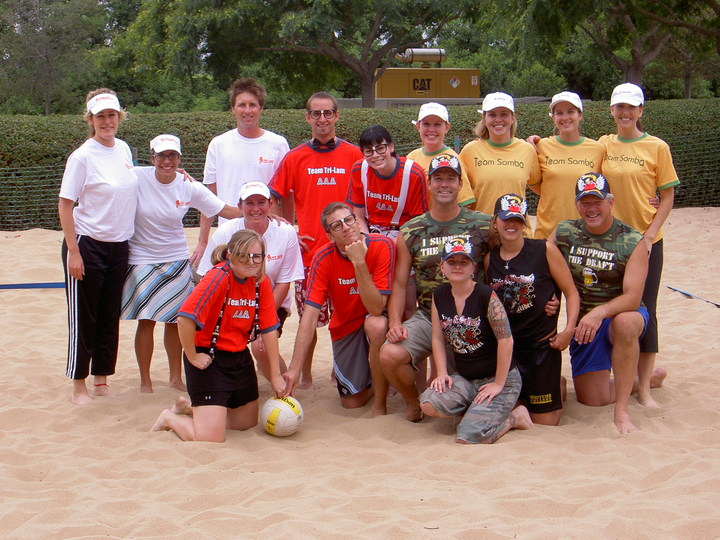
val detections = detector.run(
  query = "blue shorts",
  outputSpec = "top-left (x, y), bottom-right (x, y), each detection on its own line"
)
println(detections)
top-left (569, 307), bottom-right (649, 378)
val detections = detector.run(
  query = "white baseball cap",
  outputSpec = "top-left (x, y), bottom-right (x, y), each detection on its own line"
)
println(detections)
top-left (480, 92), bottom-right (515, 113)
top-left (150, 134), bottom-right (182, 155)
top-left (412, 102), bottom-right (449, 125)
top-left (550, 91), bottom-right (583, 113)
top-left (238, 181), bottom-right (271, 201)
top-left (611, 83), bottom-right (644, 106)
top-left (86, 93), bottom-right (122, 115)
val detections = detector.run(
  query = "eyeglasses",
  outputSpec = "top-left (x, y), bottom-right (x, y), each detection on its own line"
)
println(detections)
top-left (307, 109), bottom-right (337, 120)
top-left (327, 214), bottom-right (357, 232)
top-left (155, 151), bottom-right (180, 161)
top-left (361, 144), bottom-right (388, 158)
top-left (239, 253), bottom-right (265, 264)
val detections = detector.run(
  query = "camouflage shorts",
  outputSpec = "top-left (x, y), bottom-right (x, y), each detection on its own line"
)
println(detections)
top-left (420, 368), bottom-right (522, 444)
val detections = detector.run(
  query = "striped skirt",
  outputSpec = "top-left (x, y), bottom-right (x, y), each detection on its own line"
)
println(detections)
top-left (121, 260), bottom-right (194, 322)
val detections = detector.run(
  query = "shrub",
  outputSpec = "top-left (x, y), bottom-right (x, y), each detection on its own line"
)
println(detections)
top-left (0, 98), bottom-right (718, 230)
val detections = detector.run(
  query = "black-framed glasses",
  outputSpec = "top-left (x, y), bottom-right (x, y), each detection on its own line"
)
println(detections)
top-left (240, 252), bottom-right (265, 264)
top-left (327, 214), bottom-right (357, 232)
top-left (307, 109), bottom-right (337, 120)
top-left (154, 151), bottom-right (180, 161)
top-left (361, 144), bottom-right (388, 158)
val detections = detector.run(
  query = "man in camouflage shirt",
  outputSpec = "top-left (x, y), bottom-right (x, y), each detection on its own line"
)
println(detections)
top-left (380, 154), bottom-right (491, 422)
top-left (549, 172), bottom-right (649, 435)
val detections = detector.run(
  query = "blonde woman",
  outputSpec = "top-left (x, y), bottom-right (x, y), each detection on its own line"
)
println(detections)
top-left (58, 88), bottom-right (137, 405)
top-left (151, 229), bottom-right (284, 442)
top-left (459, 92), bottom-right (540, 217)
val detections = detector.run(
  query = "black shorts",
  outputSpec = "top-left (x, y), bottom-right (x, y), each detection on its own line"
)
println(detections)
top-left (276, 307), bottom-right (289, 338)
top-left (184, 347), bottom-right (259, 408)
top-left (513, 339), bottom-right (562, 414)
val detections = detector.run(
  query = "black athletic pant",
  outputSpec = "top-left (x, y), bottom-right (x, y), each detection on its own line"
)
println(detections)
top-left (639, 238), bottom-right (663, 354)
top-left (62, 236), bottom-right (128, 380)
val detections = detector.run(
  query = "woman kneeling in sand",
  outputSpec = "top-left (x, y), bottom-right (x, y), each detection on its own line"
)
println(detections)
top-left (152, 230), bottom-right (285, 442)
top-left (419, 241), bottom-right (532, 444)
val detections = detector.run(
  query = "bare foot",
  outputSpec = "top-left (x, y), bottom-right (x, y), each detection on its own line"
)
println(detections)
top-left (71, 379), bottom-right (92, 404)
top-left (171, 396), bottom-right (192, 415)
top-left (405, 405), bottom-right (424, 423)
top-left (169, 379), bottom-right (187, 392)
top-left (93, 383), bottom-right (112, 397)
top-left (560, 376), bottom-right (567, 402)
top-left (371, 403), bottom-right (387, 417)
top-left (298, 378), bottom-right (313, 390)
top-left (511, 405), bottom-right (533, 430)
top-left (637, 392), bottom-right (660, 408)
top-left (71, 393), bottom-right (93, 405)
top-left (614, 412), bottom-right (639, 434)
top-left (150, 409), bottom-right (174, 432)
top-left (140, 382), bottom-right (154, 394)
top-left (387, 386), bottom-right (398, 398)
top-left (650, 367), bottom-right (667, 388)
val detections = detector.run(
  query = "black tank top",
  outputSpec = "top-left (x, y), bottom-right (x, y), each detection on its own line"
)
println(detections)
top-left (433, 282), bottom-right (501, 380)
top-left (487, 239), bottom-right (559, 344)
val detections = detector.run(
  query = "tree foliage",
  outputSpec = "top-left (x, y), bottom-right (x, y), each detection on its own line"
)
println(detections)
top-left (120, 0), bottom-right (480, 107)
top-left (0, 0), bottom-right (106, 114)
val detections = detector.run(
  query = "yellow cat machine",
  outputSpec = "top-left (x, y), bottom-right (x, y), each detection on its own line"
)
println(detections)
top-left (375, 49), bottom-right (480, 100)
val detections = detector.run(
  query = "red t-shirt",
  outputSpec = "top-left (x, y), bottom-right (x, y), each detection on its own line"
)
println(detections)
top-left (346, 156), bottom-right (428, 228)
top-left (178, 263), bottom-right (280, 352)
top-left (269, 139), bottom-right (363, 266)
top-left (305, 234), bottom-right (395, 340)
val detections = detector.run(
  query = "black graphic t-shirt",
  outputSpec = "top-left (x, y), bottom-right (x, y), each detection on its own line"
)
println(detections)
top-left (487, 239), bottom-right (559, 344)
top-left (433, 282), bottom-right (502, 380)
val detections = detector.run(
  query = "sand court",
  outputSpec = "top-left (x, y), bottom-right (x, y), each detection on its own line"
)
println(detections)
top-left (0, 208), bottom-right (718, 538)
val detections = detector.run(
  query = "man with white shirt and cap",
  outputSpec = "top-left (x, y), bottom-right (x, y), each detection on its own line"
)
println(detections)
top-left (198, 181), bottom-right (304, 381)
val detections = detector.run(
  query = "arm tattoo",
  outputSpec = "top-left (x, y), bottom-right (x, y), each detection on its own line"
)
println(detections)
top-left (488, 293), bottom-right (512, 340)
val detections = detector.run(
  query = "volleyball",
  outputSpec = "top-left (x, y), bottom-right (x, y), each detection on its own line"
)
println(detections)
top-left (261, 396), bottom-right (304, 437)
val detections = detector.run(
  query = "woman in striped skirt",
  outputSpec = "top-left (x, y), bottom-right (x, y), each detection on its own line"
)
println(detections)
top-left (121, 134), bottom-right (239, 393)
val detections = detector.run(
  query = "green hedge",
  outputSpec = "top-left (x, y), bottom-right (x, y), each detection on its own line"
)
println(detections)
top-left (0, 99), bottom-right (718, 230)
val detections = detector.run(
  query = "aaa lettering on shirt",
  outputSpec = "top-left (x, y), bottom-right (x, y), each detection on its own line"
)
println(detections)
top-left (228, 297), bottom-right (257, 319)
top-left (337, 276), bottom-right (360, 295)
top-left (307, 166), bottom-right (347, 185)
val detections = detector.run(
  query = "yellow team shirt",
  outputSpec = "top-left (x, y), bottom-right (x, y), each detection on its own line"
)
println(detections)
top-left (459, 137), bottom-right (541, 215)
top-left (599, 133), bottom-right (680, 242)
top-left (534, 136), bottom-right (605, 239)
top-left (406, 146), bottom-right (476, 208)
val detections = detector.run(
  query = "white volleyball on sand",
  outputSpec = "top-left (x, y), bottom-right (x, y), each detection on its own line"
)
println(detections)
top-left (261, 396), bottom-right (304, 437)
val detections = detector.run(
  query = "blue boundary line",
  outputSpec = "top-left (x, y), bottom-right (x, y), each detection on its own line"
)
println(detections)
top-left (0, 282), bottom-right (65, 289)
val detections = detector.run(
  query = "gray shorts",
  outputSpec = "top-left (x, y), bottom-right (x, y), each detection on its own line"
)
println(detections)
top-left (420, 368), bottom-right (522, 444)
top-left (332, 326), bottom-right (372, 397)
top-left (387, 310), bottom-right (432, 367)
top-left (385, 310), bottom-right (454, 371)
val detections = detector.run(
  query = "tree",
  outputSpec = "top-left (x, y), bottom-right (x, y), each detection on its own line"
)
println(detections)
top-left (0, 0), bottom-right (106, 115)
top-left (633, 0), bottom-right (720, 55)
top-left (520, 0), bottom-right (676, 85)
top-left (122, 0), bottom-right (479, 107)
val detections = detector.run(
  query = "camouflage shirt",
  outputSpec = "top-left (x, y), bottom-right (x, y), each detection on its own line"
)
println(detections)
top-left (554, 218), bottom-right (643, 317)
top-left (402, 207), bottom-right (491, 316)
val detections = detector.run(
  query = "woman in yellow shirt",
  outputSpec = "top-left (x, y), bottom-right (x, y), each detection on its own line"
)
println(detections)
top-left (530, 92), bottom-right (605, 239)
top-left (599, 83), bottom-right (677, 408)
top-left (459, 92), bottom-right (540, 217)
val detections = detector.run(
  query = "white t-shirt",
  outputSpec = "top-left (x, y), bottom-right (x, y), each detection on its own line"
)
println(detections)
top-left (197, 218), bottom-right (304, 311)
top-left (128, 167), bottom-right (226, 264)
top-left (203, 129), bottom-right (289, 224)
top-left (59, 138), bottom-right (137, 242)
